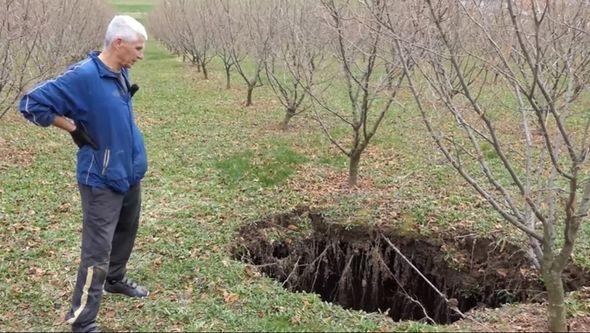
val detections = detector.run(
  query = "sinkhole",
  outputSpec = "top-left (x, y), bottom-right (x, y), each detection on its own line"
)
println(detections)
top-left (231, 207), bottom-right (589, 324)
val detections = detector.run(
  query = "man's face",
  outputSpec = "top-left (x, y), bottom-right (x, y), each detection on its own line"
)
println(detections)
top-left (114, 37), bottom-right (145, 69)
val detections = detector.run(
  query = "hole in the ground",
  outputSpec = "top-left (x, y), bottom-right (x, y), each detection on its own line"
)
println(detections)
top-left (272, 241), bottom-right (290, 259)
top-left (232, 207), bottom-right (590, 324)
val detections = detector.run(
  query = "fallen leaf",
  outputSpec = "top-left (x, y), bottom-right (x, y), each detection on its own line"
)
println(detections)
top-left (28, 266), bottom-right (46, 281)
top-left (223, 290), bottom-right (239, 304)
top-left (56, 202), bottom-right (71, 213)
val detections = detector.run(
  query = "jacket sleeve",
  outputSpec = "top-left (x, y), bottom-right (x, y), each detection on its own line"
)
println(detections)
top-left (19, 68), bottom-right (86, 127)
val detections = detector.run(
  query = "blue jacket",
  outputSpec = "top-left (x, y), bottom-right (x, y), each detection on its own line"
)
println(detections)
top-left (19, 51), bottom-right (147, 193)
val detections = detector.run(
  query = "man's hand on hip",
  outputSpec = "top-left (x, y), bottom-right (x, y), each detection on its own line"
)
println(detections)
top-left (52, 116), bottom-right (98, 150)
top-left (70, 122), bottom-right (98, 150)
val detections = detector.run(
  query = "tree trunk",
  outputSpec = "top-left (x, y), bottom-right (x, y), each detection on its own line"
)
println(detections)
top-left (196, 60), bottom-right (201, 72)
top-left (202, 64), bottom-right (208, 80)
top-left (246, 85), bottom-right (254, 106)
top-left (543, 262), bottom-right (567, 332)
top-left (225, 67), bottom-right (231, 89)
top-left (348, 151), bottom-right (361, 187)
top-left (281, 108), bottom-right (295, 131)
top-left (527, 236), bottom-right (542, 269)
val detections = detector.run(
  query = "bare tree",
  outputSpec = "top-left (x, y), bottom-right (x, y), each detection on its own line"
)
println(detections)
top-left (208, 0), bottom-right (235, 89)
top-left (0, 0), bottom-right (37, 119)
top-left (150, 0), bottom-right (278, 98)
top-left (148, 1), bottom-right (184, 56)
top-left (223, 0), bottom-right (275, 106)
top-left (387, 0), bottom-right (590, 331)
top-left (149, 0), bottom-right (203, 65)
top-left (0, 0), bottom-right (109, 120)
top-left (263, 0), bottom-right (326, 130)
top-left (178, 0), bottom-right (216, 79)
top-left (308, 0), bottom-right (409, 186)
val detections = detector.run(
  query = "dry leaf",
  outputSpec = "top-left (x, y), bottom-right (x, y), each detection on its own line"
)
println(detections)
top-left (223, 290), bottom-right (239, 304)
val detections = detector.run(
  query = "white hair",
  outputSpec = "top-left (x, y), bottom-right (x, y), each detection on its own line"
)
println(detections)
top-left (104, 15), bottom-right (148, 49)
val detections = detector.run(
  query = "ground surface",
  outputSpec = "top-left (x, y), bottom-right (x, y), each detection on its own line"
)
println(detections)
top-left (1, 0), bottom-right (590, 331)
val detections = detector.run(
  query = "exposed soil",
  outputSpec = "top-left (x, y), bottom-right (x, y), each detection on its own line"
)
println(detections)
top-left (231, 206), bottom-right (590, 325)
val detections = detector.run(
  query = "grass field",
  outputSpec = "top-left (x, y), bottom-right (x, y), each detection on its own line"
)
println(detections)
top-left (0, 30), bottom-right (405, 333)
top-left (107, 0), bottom-right (154, 19)
top-left (2, 0), bottom-right (590, 331)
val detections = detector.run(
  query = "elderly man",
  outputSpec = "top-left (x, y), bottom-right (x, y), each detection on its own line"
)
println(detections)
top-left (20, 15), bottom-right (149, 332)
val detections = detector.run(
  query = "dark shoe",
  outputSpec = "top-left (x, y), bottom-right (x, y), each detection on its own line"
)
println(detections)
top-left (72, 321), bottom-right (100, 333)
top-left (104, 276), bottom-right (149, 298)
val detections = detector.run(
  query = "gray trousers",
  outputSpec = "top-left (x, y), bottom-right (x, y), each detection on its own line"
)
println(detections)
top-left (66, 183), bottom-right (141, 328)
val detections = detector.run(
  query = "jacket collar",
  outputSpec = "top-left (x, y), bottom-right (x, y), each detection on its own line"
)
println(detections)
top-left (89, 51), bottom-right (123, 79)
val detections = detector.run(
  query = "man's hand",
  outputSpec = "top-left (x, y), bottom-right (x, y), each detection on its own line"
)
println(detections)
top-left (70, 122), bottom-right (98, 150)
top-left (52, 116), bottom-right (98, 150)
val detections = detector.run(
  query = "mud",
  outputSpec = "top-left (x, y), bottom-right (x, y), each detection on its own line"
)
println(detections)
top-left (232, 207), bottom-right (590, 324)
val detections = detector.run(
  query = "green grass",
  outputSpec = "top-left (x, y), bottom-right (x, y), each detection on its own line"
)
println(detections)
top-left (107, 0), bottom-right (154, 19)
top-left (3, 2), bottom-right (590, 331)
top-left (107, 0), bottom-right (154, 11)
top-left (111, 3), bottom-right (153, 12)
top-left (0, 39), bottom-right (401, 332)
top-left (214, 144), bottom-right (307, 187)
